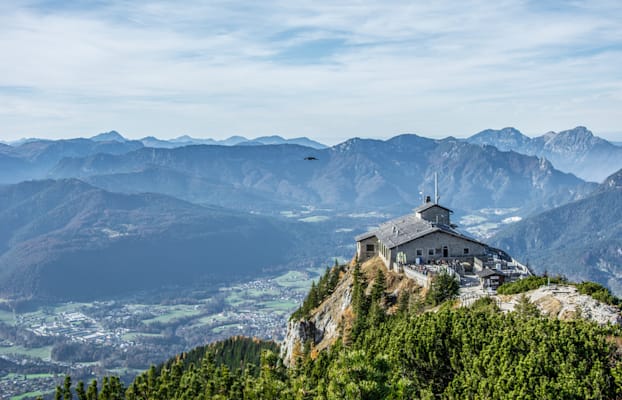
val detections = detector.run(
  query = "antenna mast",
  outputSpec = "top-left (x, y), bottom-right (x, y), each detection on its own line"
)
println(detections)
top-left (434, 173), bottom-right (439, 204)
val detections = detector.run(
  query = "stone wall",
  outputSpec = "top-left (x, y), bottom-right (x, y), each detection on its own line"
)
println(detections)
top-left (356, 236), bottom-right (379, 262)
top-left (389, 231), bottom-right (487, 266)
top-left (417, 206), bottom-right (450, 225)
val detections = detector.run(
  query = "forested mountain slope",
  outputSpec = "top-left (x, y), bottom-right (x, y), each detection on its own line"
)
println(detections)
top-left (0, 179), bottom-right (316, 301)
top-left (491, 168), bottom-right (622, 295)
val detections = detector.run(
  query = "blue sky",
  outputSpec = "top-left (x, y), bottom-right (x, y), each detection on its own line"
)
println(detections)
top-left (1, 0), bottom-right (621, 144)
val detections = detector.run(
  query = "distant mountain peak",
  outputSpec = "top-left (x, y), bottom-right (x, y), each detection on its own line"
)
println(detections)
top-left (498, 127), bottom-right (523, 135)
top-left (255, 135), bottom-right (285, 141)
top-left (91, 131), bottom-right (126, 142)
top-left (467, 127), bottom-right (531, 151)
top-left (543, 127), bottom-right (603, 150)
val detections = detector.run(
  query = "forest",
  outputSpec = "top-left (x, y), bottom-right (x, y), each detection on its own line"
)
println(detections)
top-left (43, 265), bottom-right (622, 399)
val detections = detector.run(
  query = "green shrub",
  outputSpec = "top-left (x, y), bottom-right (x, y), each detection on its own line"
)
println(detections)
top-left (575, 281), bottom-right (620, 306)
top-left (497, 275), bottom-right (566, 295)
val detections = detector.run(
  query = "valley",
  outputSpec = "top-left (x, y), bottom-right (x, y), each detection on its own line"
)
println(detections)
top-left (0, 266), bottom-right (327, 399)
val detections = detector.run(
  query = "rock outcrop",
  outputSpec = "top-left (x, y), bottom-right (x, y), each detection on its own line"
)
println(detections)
top-left (281, 256), bottom-right (420, 365)
top-left (497, 285), bottom-right (622, 325)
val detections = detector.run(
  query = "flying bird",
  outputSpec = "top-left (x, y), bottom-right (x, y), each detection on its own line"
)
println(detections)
top-left (304, 156), bottom-right (318, 161)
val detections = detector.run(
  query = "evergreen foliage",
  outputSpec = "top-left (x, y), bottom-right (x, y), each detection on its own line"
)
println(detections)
top-left (496, 275), bottom-right (566, 294)
top-left (576, 281), bottom-right (620, 306)
top-left (291, 264), bottom-right (345, 320)
top-left (498, 276), bottom-right (621, 307)
top-left (62, 303), bottom-right (622, 399)
top-left (425, 272), bottom-right (459, 306)
top-left (157, 336), bottom-right (278, 375)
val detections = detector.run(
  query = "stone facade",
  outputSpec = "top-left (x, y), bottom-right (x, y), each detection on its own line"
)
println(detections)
top-left (355, 201), bottom-right (490, 269)
top-left (385, 231), bottom-right (487, 267)
top-left (356, 236), bottom-right (378, 263)
top-left (415, 204), bottom-right (451, 225)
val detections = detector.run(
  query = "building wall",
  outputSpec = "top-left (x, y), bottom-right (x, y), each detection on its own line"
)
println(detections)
top-left (417, 206), bottom-right (450, 225)
top-left (356, 236), bottom-right (379, 262)
top-left (387, 231), bottom-right (487, 266)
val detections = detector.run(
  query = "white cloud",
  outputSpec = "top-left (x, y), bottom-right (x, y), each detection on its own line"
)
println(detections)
top-left (0, 0), bottom-right (620, 143)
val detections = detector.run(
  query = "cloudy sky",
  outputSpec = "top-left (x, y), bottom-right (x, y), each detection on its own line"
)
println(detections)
top-left (1, 0), bottom-right (621, 144)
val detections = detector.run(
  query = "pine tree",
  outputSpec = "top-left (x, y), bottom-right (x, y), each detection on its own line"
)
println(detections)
top-left (397, 290), bottom-right (410, 315)
top-left (426, 272), bottom-right (459, 306)
top-left (54, 386), bottom-right (62, 400)
top-left (76, 381), bottom-right (87, 400)
top-left (371, 268), bottom-right (386, 304)
top-left (515, 294), bottom-right (540, 318)
top-left (86, 380), bottom-right (98, 400)
top-left (63, 376), bottom-right (72, 400)
top-left (329, 265), bottom-right (341, 293)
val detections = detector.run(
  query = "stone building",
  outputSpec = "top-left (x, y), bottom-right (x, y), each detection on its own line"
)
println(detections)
top-left (356, 200), bottom-right (492, 269)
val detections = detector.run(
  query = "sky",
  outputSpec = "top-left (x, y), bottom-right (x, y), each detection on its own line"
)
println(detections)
top-left (0, 0), bottom-right (621, 145)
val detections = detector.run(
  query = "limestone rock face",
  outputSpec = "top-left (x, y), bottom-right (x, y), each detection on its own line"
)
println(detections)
top-left (281, 268), bottom-right (353, 366)
top-left (281, 256), bottom-right (420, 366)
top-left (497, 285), bottom-right (622, 325)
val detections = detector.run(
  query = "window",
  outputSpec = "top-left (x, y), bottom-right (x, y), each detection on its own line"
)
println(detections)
top-left (416, 249), bottom-right (423, 256)
top-left (366, 244), bottom-right (375, 252)
top-left (428, 249), bottom-right (435, 256)
top-left (463, 248), bottom-right (470, 255)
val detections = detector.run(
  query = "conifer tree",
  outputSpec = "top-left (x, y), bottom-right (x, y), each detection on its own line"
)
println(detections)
top-left (371, 268), bottom-right (386, 304)
top-left (426, 272), bottom-right (459, 305)
top-left (86, 380), bottom-right (98, 400)
top-left (397, 290), bottom-right (410, 314)
top-left (76, 381), bottom-right (87, 400)
top-left (515, 294), bottom-right (540, 318)
top-left (63, 376), bottom-right (72, 400)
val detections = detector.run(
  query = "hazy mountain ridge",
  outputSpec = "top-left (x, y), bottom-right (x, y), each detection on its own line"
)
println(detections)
top-left (139, 133), bottom-right (327, 149)
top-left (467, 126), bottom-right (622, 182)
top-left (491, 168), bottom-right (622, 295)
top-left (0, 137), bottom-right (144, 183)
top-left (0, 179), bottom-right (319, 301)
top-left (49, 135), bottom-right (595, 216)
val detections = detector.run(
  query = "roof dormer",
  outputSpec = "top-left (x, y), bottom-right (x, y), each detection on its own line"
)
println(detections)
top-left (414, 201), bottom-right (453, 225)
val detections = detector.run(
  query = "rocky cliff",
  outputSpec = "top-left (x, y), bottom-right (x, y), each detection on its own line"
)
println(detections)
top-left (281, 256), bottom-right (420, 366)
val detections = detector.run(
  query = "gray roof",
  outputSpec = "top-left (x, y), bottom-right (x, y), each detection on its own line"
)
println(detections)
top-left (354, 231), bottom-right (376, 241)
top-left (476, 268), bottom-right (504, 278)
top-left (414, 202), bottom-right (453, 213)
top-left (355, 212), bottom-right (487, 249)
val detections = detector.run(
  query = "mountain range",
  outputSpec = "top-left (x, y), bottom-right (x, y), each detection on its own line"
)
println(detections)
top-left (491, 168), bottom-right (622, 295)
top-left (0, 136), bottom-right (143, 183)
top-left (98, 130), bottom-right (329, 149)
top-left (467, 126), bottom-right (622, 182)
top-left (48, 134), bottom-right (595, 217)
top-left (0, 179), bottom-right (321, 301)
